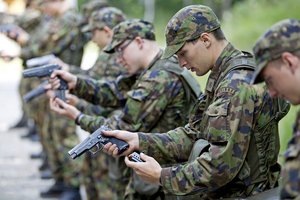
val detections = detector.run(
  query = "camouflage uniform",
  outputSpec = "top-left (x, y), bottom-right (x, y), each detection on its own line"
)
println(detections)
top-left (20, 1), bottom-right (87, 192)
top-left (133, 5), bottom-right (289, 199)
top-left (72, 19), bottom-right (201, 199)
top-left (76, 8), bottom-right (128, 200)
top-left (42, 10), bottom-right (86, 192)
top-left (81, 0), bottom-right (108, 22)
top-left (18, 5), bottom-right (47, 137)
top-left (251, 19), bottom-right (300, 200)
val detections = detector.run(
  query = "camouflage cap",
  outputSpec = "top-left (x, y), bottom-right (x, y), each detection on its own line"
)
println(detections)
top-left (103, 19), bottom-right (156, 53)
top-left (251, 19), bottom-right (300, 84)
top-left (82, 7), bottom-right (126, 32)
top-left (81, 0), bottom-right (108, 18)
top-left (162, 5), bottom-right (220, 59)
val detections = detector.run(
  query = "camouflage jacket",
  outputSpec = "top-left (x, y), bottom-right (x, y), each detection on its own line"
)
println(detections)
top-left (75, 51), bottom-right (127, 117)
top-left (138, 44), bottom-right (287, 198)
top-left (16, 8), bottom-right (42, 34)
top-left (280, 111), bottom-right (300, 199)
top-left (21, 9), bottom-right (86, 66)
top-left (74, 51), bottom-right (198, 133)
top-left (87, 51), bottom-right (127, 79)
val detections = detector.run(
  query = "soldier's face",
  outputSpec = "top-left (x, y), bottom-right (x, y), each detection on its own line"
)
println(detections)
top-left (92, 29), bottom-right (110, 49)
top-left (176, 36), bottom-right (212, 76)
top-left (41, 1), bottom-right (61, 15)
top-left (116, 39), bottom-right (142, 74)
top-left (262, 53), bottom-right (300, 104)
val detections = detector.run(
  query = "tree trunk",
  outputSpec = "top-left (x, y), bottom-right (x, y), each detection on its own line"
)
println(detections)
top-left (144, 0), bottom-right (155, 22)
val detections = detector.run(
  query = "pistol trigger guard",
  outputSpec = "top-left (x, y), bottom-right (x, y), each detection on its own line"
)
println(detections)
top-left (90, 143), bottom-right (101, 155)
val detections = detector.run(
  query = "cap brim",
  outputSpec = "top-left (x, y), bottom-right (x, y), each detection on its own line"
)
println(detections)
top-left (103, 39), bottom-right (124, 54)
top-left (81, 24), bottom-right (91, 33)
top-left (251, 60), bottom-right (268, 84)
top-left (162, 42), bottom-right (185, 59)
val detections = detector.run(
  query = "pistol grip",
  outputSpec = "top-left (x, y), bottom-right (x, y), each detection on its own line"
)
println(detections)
top-left (55, 90), bottom-right (66, 101)
top-left (106, 137), bottom-right (129, 154)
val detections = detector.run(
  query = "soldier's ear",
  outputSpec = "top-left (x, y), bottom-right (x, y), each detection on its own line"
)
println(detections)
top-left (282, 52), bottom-right (299, 74)
top-left (135, 36), bottom-right (144, 49)
top-left (200, 33), bottom-right (211, 48)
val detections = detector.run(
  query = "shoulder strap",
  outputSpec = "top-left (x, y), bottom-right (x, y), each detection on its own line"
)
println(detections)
top-left (164, 66), bottom-right (201, 98)
top-left (221, 51), bottom-right (256, 80)
top-left (157, 57), bottom-right (201, 97)
top-left (212, 51), bottom-right (256, 96)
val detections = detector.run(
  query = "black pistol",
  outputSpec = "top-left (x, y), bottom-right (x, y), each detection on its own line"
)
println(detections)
top-left (68, 125), bottom-right (129, 159)
top-left (26, 54), bottom-right (56, 68)
top-left (22, 64), bottom-right (68, 101)
top-left (22, 80), bottom-right (48, 103)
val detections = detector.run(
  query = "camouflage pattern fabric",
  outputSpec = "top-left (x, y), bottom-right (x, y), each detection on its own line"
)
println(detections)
top-left (81, 0), bottom-right (108, 19)
top-left (249, 18), bottom-right (300, 200)
top-left (73, 7), bottom-right (126, 199)
top-left (162, 5), bottom-right (220, 59)
top-left (251, 18), bottom-right (300, 84)
top-left (78, 52), bottom-right (127, 200)
top-left (82, 7), bottom-right (125, 32)
top-left (21, 8), bottom-right (86, 189)
top-left (72, 51), bottom-right (199, 199)
top-left (103, 19), bottom-right (156, 53)
top-left (16, 8), bottom-right (41, 32)
top-left (74, 18), bottom-right (200, 199)
top-left (138, 43), bottom-right (288, 199)
top-left (76, 52), bottom-right (191, 134)
top-left (76, 52), bottom-right (127, 115)
top-left (21, 9), bottom-right (86, 65)
top-left (280, 111), bottom-right (300, 199)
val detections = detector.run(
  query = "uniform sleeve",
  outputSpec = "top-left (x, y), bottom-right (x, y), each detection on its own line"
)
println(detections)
top-left (78, 69), bottom-right (183, 133)
top-left (76, 99), bottom-right (114, 118)
top-left (280, 115), bottom-right (300, 199)
top-left (139, 125), bottom-right (196, 164)
top-left (72, 77), bottom-right (126, 108)
top-left (110, 69), bottom-right (183, 132)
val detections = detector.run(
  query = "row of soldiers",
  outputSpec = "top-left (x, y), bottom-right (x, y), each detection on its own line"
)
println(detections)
top-left (1, 0), bottom-right (300, 200)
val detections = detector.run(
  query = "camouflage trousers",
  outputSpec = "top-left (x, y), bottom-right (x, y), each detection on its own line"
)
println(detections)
top-left (42, 111), bottom-right (83, 187)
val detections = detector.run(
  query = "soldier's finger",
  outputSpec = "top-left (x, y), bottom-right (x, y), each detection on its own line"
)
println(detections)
top-left (103, 142), bottom-right (113, 153)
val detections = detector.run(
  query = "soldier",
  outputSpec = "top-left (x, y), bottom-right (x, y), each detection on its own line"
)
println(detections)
top-left (1, 0), bottom-right (44, 132)
top-left (23, 0), bottom-right (87, 199)
top-left (48, 19), bottom-right (201, 199)
top-left (251, 19), bottom-right (300, 200)
top-left (58, 7), bottom-right (128, 200)
top-left (81, 0), bottom-right (108, 27)
top-left (102, 5), bottom-right (290, 199)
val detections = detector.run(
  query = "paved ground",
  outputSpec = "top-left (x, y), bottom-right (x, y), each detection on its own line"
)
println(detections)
top-left (0, 59), bottom-right (56, 200)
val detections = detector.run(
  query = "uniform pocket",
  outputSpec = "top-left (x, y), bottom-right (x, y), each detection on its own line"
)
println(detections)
top-left (205, 99), bottom-right (231, 142)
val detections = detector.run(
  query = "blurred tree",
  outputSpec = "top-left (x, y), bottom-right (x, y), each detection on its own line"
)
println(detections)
top-left (143, 0), bottom-right (155, 22)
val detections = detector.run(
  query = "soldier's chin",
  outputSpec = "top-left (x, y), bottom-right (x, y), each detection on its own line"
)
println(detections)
top-left (289, 97), bottom-right (300, 106)
top-left (282, 94), bottom-right (297, 105)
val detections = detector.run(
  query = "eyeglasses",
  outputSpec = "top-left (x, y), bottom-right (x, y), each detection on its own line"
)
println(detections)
top-left (115, 40), bottom-right (133, 54)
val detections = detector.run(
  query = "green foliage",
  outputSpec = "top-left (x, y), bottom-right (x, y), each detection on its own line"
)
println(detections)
top-left (222, 0), bottom-right (300, 51)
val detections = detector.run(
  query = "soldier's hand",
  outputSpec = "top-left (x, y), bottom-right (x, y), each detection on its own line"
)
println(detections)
top-left (49, 97), bottom-right (81, 120)
top-left (66, 93), bottom-right (79, 106)
top-left (0, 24), bottom-right (29, 45)
top-left (49, 70), bottom-right (77, 90)
top-left (125, 153), bottom-right (162, 185)
top-left (102, 130), bottom-right (139, 157)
